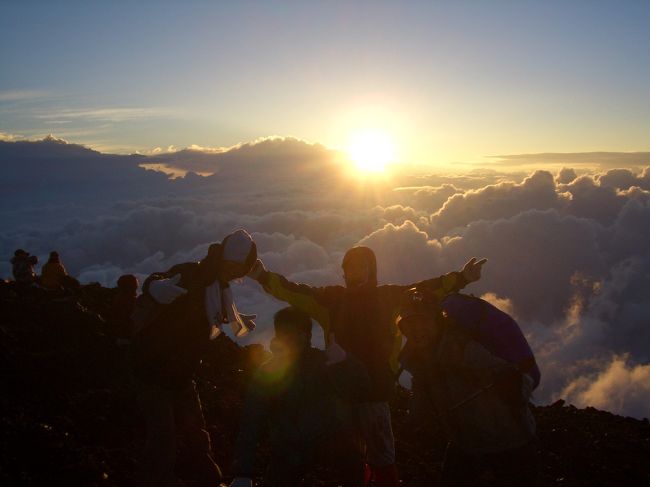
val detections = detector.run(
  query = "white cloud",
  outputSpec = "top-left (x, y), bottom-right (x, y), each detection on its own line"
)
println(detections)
top-left (0, 131), bottom-right (20, 141)
top-left (556, 167), bottom-right (577, 184)
top-left (488, 151), bottom-right (650, 169)
top-left (2, 137), bottom-right (650, 418)
top-left (561, 356), bottom-right (650, 419)
top-left (35, 106), bottom-right (173, 123)
top-left (0, 89), bottom-right (48, 102)
top-left (430, 170), bottom-right (568, 236)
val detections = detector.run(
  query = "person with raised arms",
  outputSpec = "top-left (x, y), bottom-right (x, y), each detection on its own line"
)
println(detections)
top-left (247, 246), bottom-right (486, 487)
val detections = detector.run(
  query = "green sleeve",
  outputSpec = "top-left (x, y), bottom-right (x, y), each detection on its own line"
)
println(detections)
top-left (381, 271), bottom-right (468, 374)
top-left (258, 271), bottom-right (336, 338)
top-left (382, 271), bottom-right (468, 311)
top-left (413, 271), bottom-right (468, 300)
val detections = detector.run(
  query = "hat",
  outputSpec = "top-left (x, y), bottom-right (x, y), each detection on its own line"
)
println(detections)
top-left (117, 274), bottom-right (139, 291)
top-left (342, 246), bottom-right (377, 286)
top-left (396, 288), bottom-right (441, 334)
top-left (222, 229), bottom-right (257, 268)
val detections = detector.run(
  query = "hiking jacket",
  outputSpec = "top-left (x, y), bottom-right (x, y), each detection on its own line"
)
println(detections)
top-left (232, 347), bottom-right (370, 477)
top-left (130, 261), bottom-right (218, 390)
top-left (40, 261), bottom-right (68, 290)
top-left (255, 269), bottom-right (468, 401)
top-left (11, 255), bottom-right (37, 284)
top-left (402, 325), bottom-right (537, 455)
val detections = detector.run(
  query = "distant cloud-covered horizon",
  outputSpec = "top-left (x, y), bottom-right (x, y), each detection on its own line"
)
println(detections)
top-left (2, 135), bottom-right (650, 420)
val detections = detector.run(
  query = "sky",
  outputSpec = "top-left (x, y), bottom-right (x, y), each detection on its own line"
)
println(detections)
top-left (2, 2), bottom-right (650, 419)
top-left (2, 0), bottom-right (650, 164)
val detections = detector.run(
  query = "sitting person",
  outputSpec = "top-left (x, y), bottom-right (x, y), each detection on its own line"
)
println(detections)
top-left (40, 251), bottom-right (73, 291)
top-left (230, 307), bottom-right (370, 487)
top-left (397, 289), bottom-right (539, 487)
top-left (11, 249), bottom-right (38, 286)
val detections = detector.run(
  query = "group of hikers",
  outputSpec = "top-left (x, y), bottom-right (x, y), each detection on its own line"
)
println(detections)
top-left (8, 229), bottom-right (541, 486)
top-left (10, 248), bottom-right (79, 292)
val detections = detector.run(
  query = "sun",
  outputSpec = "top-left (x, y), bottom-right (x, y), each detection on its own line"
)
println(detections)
top-left (347, 131), bottom-right (396, 174)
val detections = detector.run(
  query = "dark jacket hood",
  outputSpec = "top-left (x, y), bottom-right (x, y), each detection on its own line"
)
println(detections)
top-left (342, 246), bottom-right (378, 287)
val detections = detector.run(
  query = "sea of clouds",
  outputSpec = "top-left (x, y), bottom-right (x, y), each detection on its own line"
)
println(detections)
top-left (1, 136), bottom-right (649, 418)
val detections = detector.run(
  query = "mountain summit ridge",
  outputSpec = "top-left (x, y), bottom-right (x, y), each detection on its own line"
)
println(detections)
top-left (0, 280), bottom-right (648, 486)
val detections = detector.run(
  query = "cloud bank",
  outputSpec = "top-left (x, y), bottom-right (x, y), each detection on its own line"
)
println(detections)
top-left (489, 151), bottom-right (650, 169)
top-left (2, 136), bottom-right (650, 418)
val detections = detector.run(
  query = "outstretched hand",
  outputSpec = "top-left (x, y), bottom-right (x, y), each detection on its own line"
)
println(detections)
top-left (461, 257), bottom-right (488, 284)
top-left (247, 258), bottom-right (267, 281)
top-left (148, 274), bottom-right (188, 304)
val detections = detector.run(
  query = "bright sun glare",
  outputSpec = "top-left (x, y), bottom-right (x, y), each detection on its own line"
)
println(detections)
top-left (347, 131), bottom-right (396, 174)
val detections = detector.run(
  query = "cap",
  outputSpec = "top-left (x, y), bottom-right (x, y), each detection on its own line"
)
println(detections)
top-left (222, 229), bottom-right (256, 264)
top-left (397, 289), bottom-right (431, 324)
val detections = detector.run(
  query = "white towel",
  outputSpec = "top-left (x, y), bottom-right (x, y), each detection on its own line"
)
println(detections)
top-left (222, 229), bottom-right (254, 263)
top-left (205, 281), bottom-right (251, 339)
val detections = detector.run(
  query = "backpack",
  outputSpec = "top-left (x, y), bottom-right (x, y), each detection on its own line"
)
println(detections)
top-left (441, 293), bottom-right (540, 389)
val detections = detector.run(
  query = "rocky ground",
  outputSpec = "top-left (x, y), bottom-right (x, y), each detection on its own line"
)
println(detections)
top-left (1, 281), bottom-right (648, 486)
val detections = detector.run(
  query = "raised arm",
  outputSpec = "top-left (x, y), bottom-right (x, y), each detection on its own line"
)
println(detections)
top-left (248, 259), bottom-right (337, 338)
top-left (381, 258), bottom-right (487, 373)
top-left (416, 257), bottom-right (488, 300)
top-left (142, 263), bottom-right (188, 295)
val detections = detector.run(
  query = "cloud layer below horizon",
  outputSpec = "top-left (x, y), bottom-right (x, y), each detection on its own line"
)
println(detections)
top-left (2, 136), bottom-right (650, 419)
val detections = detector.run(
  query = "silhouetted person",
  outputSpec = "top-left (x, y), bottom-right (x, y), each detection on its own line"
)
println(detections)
top-left (40, 251), bottom-right (71, 291)
top-left (230, 307), bottom-right (369, 487)
top-left (248, 247), bottom-right (487, 487)
top-left (11, 249), bottom-right (38, 286)
top-left (397, 289), bottom-right (539, 487)
top-left (131, 229), bottom-right (258, 487)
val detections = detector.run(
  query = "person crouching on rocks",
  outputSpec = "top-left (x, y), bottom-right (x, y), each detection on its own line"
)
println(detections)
top-left (397, 288), bottom-right (539, 487)
top-left (130, 229), bottom-right (259, 487)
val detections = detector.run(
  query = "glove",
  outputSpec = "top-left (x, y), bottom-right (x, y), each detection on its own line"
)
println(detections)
top-left (230, 477), bottom-right (253, 487)
top-left (461, 257), bottom-right (488, 284)
top-left (239, 313), bottom-right (257, 332)
top-left (231, 313), bottom-right (257, 337)
top-left (325, 334), bottom-right (347, 365)
top-left (148, 274), bottom-right (188, 304)
top-left (247, 259), bottom-right (267, 281)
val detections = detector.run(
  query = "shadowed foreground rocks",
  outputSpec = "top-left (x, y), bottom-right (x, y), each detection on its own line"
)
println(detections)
top-left (1, 281), bottom-right (648, 486)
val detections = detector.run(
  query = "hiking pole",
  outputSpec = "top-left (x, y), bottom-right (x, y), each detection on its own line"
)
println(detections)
top-left (447, 382), bottom-right (495, 412)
